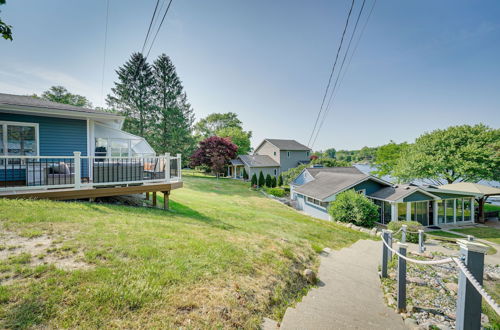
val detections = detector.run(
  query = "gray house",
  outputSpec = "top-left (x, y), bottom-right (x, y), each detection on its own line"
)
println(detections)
top-left (291, 166), bottom-right (480, 227)
top-left (228, 139), bottom-right (311, 179)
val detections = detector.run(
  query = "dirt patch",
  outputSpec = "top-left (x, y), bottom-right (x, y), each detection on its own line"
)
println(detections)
top-left (0, 231), bottom-right (92, 276)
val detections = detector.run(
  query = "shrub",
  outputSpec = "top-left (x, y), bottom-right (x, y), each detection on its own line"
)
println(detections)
top-left (265, 174), bottom-right (272, 187)
top-left (387, 221), bottom-right (425, 244)
top-left (243, 168), bottom-right (249, 180)
top-left (266, 187), bottom-right (285, 197)
top-left (278, 174), bottom-right (283, 186)
top-left (251, 173), bottom-right (257, 186)
top-left (328, 190), bottom-right (379, 228)
top-left (258, 171), bottom-right (265, 187)
top-left (271, 176), bottom-right (277, 188)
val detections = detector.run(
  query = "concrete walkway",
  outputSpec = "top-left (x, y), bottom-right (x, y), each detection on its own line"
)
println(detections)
top-left (279, 240), bottom-right (405, 330)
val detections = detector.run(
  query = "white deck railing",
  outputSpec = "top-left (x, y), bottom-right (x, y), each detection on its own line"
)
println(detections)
top-left (0, 152), bottom-right (181, 191)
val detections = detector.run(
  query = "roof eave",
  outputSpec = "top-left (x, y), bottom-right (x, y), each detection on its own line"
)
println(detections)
top-left (0, 104), bottom-right (124, 121)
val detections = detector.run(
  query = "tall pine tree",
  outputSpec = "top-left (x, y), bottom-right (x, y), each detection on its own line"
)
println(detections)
top-left (107, 52), bottom-right (155, 138)
top-left (152, 54), bottom-right (195, 160)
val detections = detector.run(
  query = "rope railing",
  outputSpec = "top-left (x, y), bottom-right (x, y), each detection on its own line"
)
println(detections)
top-left (453, 257), bottom-right (500, 315)
top-left (381, 235), bottom-right (455, 265)
top-left (380, 233), bottom-right (500, 319)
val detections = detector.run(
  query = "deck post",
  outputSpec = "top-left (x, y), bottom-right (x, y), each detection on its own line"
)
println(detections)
top-left (381, 230), bottom-right (390, 278)
top-left (177, 154), bottom-right (182, 181)
top-left (163, 190), bottom-right (170, 210)
top-left (164, 153), bottom-right (170, 182)
top-left (456, 239), bottom-right (488, 330)
top-left (401, 225), bottom-right (407, 243)
top-left (418, 230), bottom-right (425, 253)
top-left (73, 151), bottom-right (81, 189)
top-left (146, 192), bottom-right (150, 200)
top-left (152, 192), bottom-right (157, 207)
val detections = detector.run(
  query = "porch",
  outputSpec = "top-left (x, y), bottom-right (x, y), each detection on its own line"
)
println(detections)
top-left (0, 153), bottom-right (182, 209)
top-left (228, 159), bottom-right (245, 179)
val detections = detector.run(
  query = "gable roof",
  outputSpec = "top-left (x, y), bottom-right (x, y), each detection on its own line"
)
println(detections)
top-left (255, 139), bottom-right (311, 152)
top-left (368, 184), bottom-right (438, 202)
top-left (294, 166), bottom-right (392, 201)
top-left (0, 93), bottom-right (122, 120)
top-left (239, 154), bottom-right (280, 168)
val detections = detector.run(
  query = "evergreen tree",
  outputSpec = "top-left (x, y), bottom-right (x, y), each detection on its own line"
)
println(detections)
top-left (243, 168), bottom-right (249, 180)
top-left (258, 171), bottom-right (265, 187)
top-left (271, 176), bottom-right (277, 188)
top-left (151, 54), bottom-right (195, 161)
top-left (107, 52), bottom-right (155, 138)
top-left (278, 174), bottom-right (283, 187)
top-left (251, 173), bottom-right (257, 186)
top-left (265, 174), bottom-right (272, 187)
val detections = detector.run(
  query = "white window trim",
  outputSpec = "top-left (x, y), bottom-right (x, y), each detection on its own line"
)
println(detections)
top-left (0, 120), bottom-right (40, 157)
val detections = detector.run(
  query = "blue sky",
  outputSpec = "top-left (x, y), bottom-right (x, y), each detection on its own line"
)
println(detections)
top-left (1, 0), bottom-right (499, 150)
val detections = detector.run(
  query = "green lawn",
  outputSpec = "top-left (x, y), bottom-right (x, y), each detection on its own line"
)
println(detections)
top-left (451, 227), bottom-right (500, 245)
top-left (427, 230), bottom-right (498, 254)
top-left (484, 204), bottom-right (500, 213)
top-left (0, 172), bottom-right (367, 328)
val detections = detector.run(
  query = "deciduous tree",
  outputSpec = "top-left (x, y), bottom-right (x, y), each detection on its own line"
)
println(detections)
top-left (38, 86), bottom-right (92, 108)
top-left (371, 141), bottom-right (408, 180)
top-left (216, 126), bottom-right (252, 155)
top-left (194, 112), bottom-right (242, 138)
top-left (0, 0), bottom-right (12, 41)
top-left (189, 136), bottom-right (237, 176)
top-left (393, 124), bottom-right (500, 184)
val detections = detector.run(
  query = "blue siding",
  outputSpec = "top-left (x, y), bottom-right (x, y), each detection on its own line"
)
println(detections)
top-left (296, 193), bottom-right (330, 220)
top-left (403, 191), bottom-right (433, 202)
top-left (0, 113), bottom-right (87, 156)
top-left (353, 179), bottom-right (387, 195)
top-left (0, 112), bottom-right (88, 179)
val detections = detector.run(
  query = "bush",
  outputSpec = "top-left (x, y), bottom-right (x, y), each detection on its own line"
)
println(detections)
top-left (243, 168), bottom-right (249, 180)
top-left (278, 174), bottom-right (283, 186)
top-left (265, 174), bottom-right (272, 187)
top-left (387, 221), bottom-right (425, 244)
top-left (258, 171), bottom-right (265, 187)
top-left (328, 190), bottom-right (379, 228)
top-left (266, 187), bottom-right (285, 197)
top-left (271, 176), bottom-right (277, 188)
top-left (251, 173), bottom-right (257, 186)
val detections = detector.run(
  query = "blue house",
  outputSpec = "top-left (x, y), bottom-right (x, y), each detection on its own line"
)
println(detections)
top-left (0, 93), bottom-right (182, 207)
top-left (291, 166), bottom-right (480, 227)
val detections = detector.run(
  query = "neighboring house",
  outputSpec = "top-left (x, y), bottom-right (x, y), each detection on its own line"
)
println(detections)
top-left (228, 138), bottom-right (311, 179)
top-left (290, 166), bottom-right (480, 227)
top-left (0, 93), bottom-right (181, 207)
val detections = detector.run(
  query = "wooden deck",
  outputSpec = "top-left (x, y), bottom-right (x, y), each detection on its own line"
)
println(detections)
top-left (0, 181), bottom-right (183, 209)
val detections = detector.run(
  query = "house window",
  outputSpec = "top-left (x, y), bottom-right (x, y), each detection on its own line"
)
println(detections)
top-left (356, 189), bottom-right (366, 195)
top-left (306, 196), bottom-right (329, 208)
top-left (397, 203), bottom-right (407, 221)
top-left (95, 138), bottom-right (130, 157)
top-left (287, 151), bottom-right (290, 158)
top-left (0, 121), bottom-right (38, 161)
top-left (306, 151), bottom-right (309, 157)
top-left (273, 151), bottom-right (276, 156)
top-left (273, 169), bottom-right (277, 176)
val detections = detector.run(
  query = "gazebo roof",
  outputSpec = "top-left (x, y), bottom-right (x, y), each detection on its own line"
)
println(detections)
top-left (439, 182), bottom-right (500, 196)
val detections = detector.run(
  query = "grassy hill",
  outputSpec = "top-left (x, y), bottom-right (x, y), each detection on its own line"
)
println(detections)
top-left (0, 173), bottom-right (367, 328)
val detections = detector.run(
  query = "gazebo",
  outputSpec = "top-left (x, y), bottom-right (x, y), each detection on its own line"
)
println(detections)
top-left (439, 182), bottom-right (500, 223)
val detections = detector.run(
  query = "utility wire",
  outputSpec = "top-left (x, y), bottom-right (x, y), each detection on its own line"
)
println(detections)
top-left (146, 0), bottom-right (174, 58)
top-left (311, 0), bottom-right (367, 148)
top-left (307, 0), bottom-right (356, 147)
top-left (100, 0), bottom-right (110, 106)
top-left (142, 0), bottom-right (161, 54)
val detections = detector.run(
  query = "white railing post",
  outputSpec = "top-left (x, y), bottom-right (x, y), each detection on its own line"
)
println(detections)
top-left (73, 151), bottom-right (81, 189)
top-left (401, 225), bottom-right (407, 243)
top-left (177, 153), bottom-right (182, 181)
top-left (164, 153), bottom-right (170, 182)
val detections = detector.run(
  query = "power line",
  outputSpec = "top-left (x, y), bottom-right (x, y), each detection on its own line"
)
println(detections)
top-left (100, 0), bottom-right (110, 106)
top-left (307, 0), bottom-right (356, 147)
top-left (141, 0), bottom-right (161, 54)
top-left (146, 0), bottom-right (174, 58)
top-left (310, 0), bottom-right (375, 148)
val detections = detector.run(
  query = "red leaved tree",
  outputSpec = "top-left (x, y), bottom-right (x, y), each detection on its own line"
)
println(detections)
top-left (190, 136), bottom-right (238, 177)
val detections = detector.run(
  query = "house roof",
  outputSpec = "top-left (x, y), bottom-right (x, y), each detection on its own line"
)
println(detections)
top-left (0, 93), bottom-right (122, 119)
top-left (256, 139), bottom-right (311, 152)
top-left (295, 170), bottom-right (371, 200)
top-left (304, 166), bottom-right (364, 178)
top-left (230, 159), bottom-right (244, 166)
top-left (367, 184), bottom-right (437, 202)
top-left (239, 154), bottom-right (280, 168)
top-left (438, 182), bottom-right (500, 197)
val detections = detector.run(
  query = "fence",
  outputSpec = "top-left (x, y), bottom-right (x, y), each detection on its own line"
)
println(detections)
top-left (381, 228), bottom-right (499, 330)
top-left (0, 152), bottom-right (182, 191)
